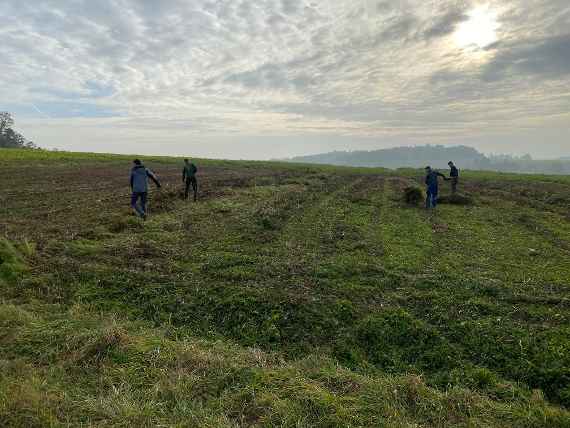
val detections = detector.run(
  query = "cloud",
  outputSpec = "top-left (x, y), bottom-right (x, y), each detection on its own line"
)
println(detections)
top-left (0, 0), bottom-right (569, 159)
top-left (483, 34), bottom-right (570, 80)
top-left (422, 10), bottom-right (468, 40)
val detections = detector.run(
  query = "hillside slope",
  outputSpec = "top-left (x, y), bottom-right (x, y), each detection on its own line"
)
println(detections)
top-left (286, 145), bottom-right (487, 169)
top-left (1, 149), bottom-right (570, 427)
top-left (286, 145), bottom-right (570, 175)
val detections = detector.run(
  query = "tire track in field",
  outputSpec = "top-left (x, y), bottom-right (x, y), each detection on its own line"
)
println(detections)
top-left (176, 175), bottom-right (348, 276)
top-left (424, 185), bottom-right (570, 292)
top-left (277, 175), bottom-right (365, 251)
top-left (480, 195), bottom-right (570, 254)
top-left (370, 178), bottom-right (435, 277)
top-left (108, 173), bottom-right (352, 288)
top-left (269, 175), bottom-right (390, 297)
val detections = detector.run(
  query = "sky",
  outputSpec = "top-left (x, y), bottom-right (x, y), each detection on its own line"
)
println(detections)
top-left (1, 0), bottom-right (569, 160)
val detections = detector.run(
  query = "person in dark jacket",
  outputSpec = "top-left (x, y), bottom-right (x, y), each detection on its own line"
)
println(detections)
top-left (182, 158), bottom-right (198, 201)
top-left (425, 166), bottom-right (448, 209)
top-left (448, 161), bottom-right (459, 194)
top-left (130, 159), bottom-right (161, 219)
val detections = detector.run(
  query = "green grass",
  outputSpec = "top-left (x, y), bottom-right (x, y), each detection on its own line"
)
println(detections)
top-left (2, 303), bottom-right (569, 427)
top-left (1, 148), bottom-right (570, 426)
top-left (0, 239), bottom-right (28, 285)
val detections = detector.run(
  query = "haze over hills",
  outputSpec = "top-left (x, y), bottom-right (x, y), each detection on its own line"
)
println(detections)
top-left (286, 145), bottom-right (570, 175)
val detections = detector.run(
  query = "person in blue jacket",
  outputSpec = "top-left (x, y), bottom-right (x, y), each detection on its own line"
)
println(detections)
top-left (424, 166), bottom-right (448, 209)
top-left (130, 159), bottom-right (161, 219)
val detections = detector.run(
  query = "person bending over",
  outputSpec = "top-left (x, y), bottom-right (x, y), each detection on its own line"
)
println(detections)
top-left (425, 166), bottom-right (448, 209)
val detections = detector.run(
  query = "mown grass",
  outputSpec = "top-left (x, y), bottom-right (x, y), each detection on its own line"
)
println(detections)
top-left (1, 148), bottom-right (570, 426)
top-left (2, 303), bottom-right (569, 427)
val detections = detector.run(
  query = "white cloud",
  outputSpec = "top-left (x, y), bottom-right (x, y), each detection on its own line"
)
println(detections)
top-left (1, 0), bottom-right (569, 159)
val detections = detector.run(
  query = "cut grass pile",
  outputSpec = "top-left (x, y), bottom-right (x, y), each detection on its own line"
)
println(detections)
top-left (403, 186), bottom-right (423, 206)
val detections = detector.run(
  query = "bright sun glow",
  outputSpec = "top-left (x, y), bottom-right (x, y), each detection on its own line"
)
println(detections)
top-left (454, 4), bottom-right (500, 49)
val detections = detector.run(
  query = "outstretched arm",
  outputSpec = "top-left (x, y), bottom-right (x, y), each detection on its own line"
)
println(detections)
top-left (147, 170), bottom-right (161, 188)
top-left (437, 172), bottom-right (449, 181)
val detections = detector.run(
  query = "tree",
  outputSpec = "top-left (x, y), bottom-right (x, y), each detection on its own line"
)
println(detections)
top-left (0, 112), bottom-right (14, 135)
top-left (0, 112), bottom-right (38, 149)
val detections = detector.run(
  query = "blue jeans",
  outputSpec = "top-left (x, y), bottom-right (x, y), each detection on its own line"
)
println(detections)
top-left (131, 192), bottom-right (148, 217)
top-left (426, 186), bottom-right (438, 209)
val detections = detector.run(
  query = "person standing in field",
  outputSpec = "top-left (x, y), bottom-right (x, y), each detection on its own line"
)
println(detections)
top-left (130, 159), bottom-right (161, 220)
top-left (448, 161), bottom-right (460, 194)
top-left (182, 158), bottom-right (198, 201)
top-left (424, 166), bottom-right (448, 209)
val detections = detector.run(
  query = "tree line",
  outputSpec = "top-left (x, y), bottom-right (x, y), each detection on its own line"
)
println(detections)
top-left (0, 112), bottom-right (38, 149)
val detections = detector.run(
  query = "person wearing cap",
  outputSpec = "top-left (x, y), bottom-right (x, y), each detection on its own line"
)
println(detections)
top-left (448, 161), bottom-right (460, 194)
top-left (182, 158), bottom-right (198, 201)
top-left (130, 159), bottom-right (161, 220)
top-left (424, 166), bottom-right (448, 209)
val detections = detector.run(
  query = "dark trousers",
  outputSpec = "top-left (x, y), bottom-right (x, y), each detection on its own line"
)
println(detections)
top-left (131, 192), bottom-right (148, 217)
top-left (185, 177), bottom-right (198, 201)
top-left (451, 177), bottom-right (459, 193)
top-left (426, 186), bottom-right (438, 209)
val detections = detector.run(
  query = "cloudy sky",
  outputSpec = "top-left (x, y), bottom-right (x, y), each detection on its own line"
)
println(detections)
top-left (1, 0), bottom-right (569, 159)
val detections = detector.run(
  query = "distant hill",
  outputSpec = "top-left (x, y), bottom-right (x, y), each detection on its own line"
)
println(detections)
top-left (286, 145), bottom-right (570, 175)
top-left (286, 145), bottom-right (486, 169)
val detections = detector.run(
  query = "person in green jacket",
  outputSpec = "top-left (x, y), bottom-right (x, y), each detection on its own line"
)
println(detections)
top-left (182, 158), bottom-right (198, 201)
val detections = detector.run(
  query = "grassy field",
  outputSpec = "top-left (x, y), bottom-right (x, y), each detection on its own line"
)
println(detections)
top-left (1, 148), bottom-right (570, 427)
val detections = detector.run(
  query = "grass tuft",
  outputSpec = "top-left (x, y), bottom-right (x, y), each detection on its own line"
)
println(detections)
top-left (0, 239), bottom-right (28, 285)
